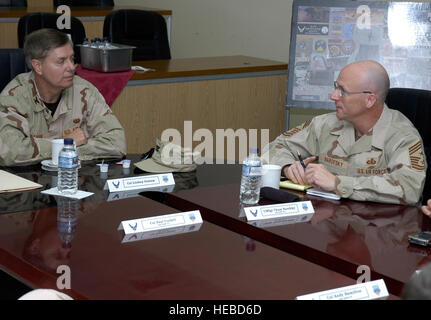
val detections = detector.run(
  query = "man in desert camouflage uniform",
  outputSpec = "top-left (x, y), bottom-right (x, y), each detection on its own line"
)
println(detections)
top-left (266, 60), bottom-right (426, 205)
top-left (0, 28), bottom-right (126, 166)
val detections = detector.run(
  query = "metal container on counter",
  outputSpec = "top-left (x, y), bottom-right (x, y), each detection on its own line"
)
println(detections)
top-left (78, 43), bottom-right (135, 72)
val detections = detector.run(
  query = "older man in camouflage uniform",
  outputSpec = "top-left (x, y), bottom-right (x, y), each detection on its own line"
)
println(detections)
top-left (266, 60), bottom-right (426, 205)
top-left (0, 28), bottom-right (126, 166)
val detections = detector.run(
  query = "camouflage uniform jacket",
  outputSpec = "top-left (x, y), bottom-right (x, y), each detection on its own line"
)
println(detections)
top-left (266, 106), bottom-right (426, 205)
top-left (0, 72), bottom-right (126, 166)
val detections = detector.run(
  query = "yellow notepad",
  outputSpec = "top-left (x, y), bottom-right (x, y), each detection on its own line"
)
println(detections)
top-left (279, 180), bottom-right (312, 191)
top-left (0, 170), bottom-right (43, 193)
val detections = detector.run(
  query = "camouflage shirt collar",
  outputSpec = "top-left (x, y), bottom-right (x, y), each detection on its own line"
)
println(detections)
top-left (370, 104), bottom-right (391, 150)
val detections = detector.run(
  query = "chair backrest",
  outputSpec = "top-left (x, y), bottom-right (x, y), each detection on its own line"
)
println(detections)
top-left (0, 0), bottom-right (27, 6)
top-left (17, 12), bottom-right (86, 63)
top-left (0, 48), bottom-right (28, 93)
top-left (53, 0), bottom-right (114, 6)
top-left (385, 87), bottom-right (431, 204)
top-left (103, 9), bottom-right (171, 61)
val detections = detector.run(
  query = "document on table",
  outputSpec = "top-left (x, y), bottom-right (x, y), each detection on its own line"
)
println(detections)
top-left (0, 170), bottom-right (43, 193)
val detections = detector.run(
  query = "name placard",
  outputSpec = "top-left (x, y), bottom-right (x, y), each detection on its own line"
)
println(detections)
top-left (104, 173), bottom-right (175, 193)
top-left (118, 210), bottom-right (203, 236)
top-left (120, 224), bottom-right (203, 243)
top-left (296, 279), bottom-right (389, 300)
top-left (243, 201), bottom-right (314, 222)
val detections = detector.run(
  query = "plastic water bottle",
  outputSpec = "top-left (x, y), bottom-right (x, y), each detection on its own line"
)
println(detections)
top-left (95, 37), bottom-right (102, 48)
top-left (102, 37), bottom-right (109, 48)
top-left (239, 147), bottom-right (262, 204)
top-left (57, 197), bottom-right (78, 249)
top-left (82, 37), bottom-right (90, 47)
top-left (90, 39), bottom-right (97, 48)
top-left (58, 138), bottom-right (78, 195)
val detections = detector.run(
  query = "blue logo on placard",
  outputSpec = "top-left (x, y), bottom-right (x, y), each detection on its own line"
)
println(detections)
top-left (163, 175), bottom-right (169, 183)
top-left (302, 203), bottom-right (308, 211)
top-left (373, 285), bottom-right (381, 295)
top-left (129, 222), bottom-right (138, 231)
top-left (189, 213), bottom-right (196, 221)
top-left (250, 209), bottom-right (258, 217)
top-left (113, 181), bottom-right (120, 188)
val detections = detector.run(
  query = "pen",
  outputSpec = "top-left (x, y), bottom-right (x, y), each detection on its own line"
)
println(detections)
top-left (297, 150), bottom-right (307, 171)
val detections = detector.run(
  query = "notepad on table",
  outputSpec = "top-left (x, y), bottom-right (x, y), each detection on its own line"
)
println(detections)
top-left (0, 170), bottom-right (43, 193)
top-left (279, 180), bottom-right (312, 191)
top-left (306, 188), bottom-right (341, 200)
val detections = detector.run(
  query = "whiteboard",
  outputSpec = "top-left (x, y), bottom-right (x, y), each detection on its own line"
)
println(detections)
top-left (287, 0), bottom-right (431, 110)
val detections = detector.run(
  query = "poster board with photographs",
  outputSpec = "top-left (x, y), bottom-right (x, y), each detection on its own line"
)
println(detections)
top-left (288, 0), bottom-right (431, 110)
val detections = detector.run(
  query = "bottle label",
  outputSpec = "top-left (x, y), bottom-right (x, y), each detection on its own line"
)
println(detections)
top-left (242, 165), bottom-right (262, 177)
top-left (58, 156), bottom-right (78, 169)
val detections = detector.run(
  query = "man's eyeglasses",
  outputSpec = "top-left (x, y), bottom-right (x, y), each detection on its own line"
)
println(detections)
top-left (333, 81), bottom-right (373, 98)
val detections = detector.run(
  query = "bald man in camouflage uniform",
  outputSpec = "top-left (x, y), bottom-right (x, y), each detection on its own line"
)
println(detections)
top-left (0, 28), bottom-right (126, 166)
top-left (266, 60), bottom-right (426, 205)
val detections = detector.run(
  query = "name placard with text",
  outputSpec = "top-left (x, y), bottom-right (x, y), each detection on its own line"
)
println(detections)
top-left (243, 201), bottom-right (314, 222)
top-left (296, 279), bottom-right (389, 300)
top-left (118, 210), bottom-right (203, 236)
top-left (104, 173), bottom-right (175, 193)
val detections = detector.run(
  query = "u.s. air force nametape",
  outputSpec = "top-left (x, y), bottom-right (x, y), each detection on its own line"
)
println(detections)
top-left (118, 210), bottom-right (203, 238)
top-left (243, 201), bottom-right (314, 222)
top-left (104, 173), bottom-right (175, 192)
top-left (296, 279), bottom-right (389, 300)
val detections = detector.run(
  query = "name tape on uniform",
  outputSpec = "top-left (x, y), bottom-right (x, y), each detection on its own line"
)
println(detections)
top-left (118, 210), bottom-right (203, 236)
top-left (243, 201), bottom-right (314, 222)
top-left (296, 279), bottom-right (389, 300)
top-left (104, 173), bottom-right (175, 192)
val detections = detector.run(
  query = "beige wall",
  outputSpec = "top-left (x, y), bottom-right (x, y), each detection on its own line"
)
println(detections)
top-left (116, 0), bottom-right (292, 63)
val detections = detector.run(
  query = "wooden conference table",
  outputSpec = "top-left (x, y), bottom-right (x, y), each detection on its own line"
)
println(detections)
top-left (0, 156), bottom-right (359, 300)
top-left (0, 155), bottom-right (418, 299)
top-left (0, 5), bottom-right (172, 48)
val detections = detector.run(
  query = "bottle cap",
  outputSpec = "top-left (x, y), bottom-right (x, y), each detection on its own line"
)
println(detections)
top-left (64, 138), bottom-right (74, 145)
top-left (249, 146), bottom-right (259, 153)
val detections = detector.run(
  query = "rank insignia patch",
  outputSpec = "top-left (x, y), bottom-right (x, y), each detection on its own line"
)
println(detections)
top-left (408, 141), bottom-right (425, 171)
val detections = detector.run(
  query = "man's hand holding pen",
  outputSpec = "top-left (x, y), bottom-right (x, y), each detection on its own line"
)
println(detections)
top-left (283, 151), bottom-right (338, 192)
top-left (283, 152), bottom-right (317, 186)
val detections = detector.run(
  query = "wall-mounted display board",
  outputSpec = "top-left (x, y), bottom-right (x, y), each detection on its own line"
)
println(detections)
top-left (287, 0), bottom-right (431, 110)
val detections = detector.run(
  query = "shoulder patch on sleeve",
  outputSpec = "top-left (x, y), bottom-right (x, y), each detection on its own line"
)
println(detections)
top-left (282, 120), bottom-right (311, 137)
top-left (408, 141), bottom-right (425, 171)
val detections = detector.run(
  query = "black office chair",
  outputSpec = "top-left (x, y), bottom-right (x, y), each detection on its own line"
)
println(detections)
top-left (17, 12), bottom-right (86, 63)
top-left (0, 48), bottom-right (28, 93)
top-left (385, 88), bottom-right (431, 204)
top-left (0, 0), bottom-right (27, 6)
top-left (103, 9), bottom-right (171, 61)
top-left (53, 0), bottom-right (114, 6)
